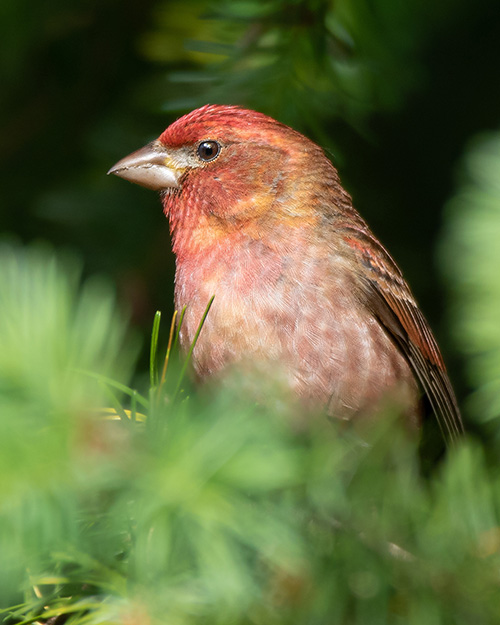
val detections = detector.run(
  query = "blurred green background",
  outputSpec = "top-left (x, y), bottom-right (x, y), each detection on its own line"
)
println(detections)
top-left (2, 1), bottom-right (500, 622)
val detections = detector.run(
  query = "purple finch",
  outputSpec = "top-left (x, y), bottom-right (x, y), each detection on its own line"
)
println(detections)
top-left (109, 105), bottom-right (464, 442)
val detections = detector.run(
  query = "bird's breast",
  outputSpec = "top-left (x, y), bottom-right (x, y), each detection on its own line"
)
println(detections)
top-left (174, 235), bottom-right (418, 420)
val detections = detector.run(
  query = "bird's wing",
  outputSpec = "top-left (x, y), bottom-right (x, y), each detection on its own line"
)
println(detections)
top-left (342, 225), bottom-right (465, 443)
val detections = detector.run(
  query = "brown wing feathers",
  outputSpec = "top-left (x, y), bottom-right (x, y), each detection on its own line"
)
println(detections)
top-left (344, 226), bottom-right (465, 443)
top-left (371, 285), bottom-right (464, 442)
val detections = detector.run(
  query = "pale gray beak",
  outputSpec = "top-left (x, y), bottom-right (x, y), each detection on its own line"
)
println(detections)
top-left (107, 140), bottom-right (182, 191)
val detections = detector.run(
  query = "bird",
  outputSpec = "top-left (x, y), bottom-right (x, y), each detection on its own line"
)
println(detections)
top-left (108, 104), bottom-right (464, 442)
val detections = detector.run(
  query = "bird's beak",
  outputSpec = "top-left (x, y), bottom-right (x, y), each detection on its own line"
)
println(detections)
top-left (107, 140), bottom-right (182, 191)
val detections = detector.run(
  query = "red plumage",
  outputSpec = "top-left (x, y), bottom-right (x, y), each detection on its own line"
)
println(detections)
top-left (109, 105), bottom-right (464, 442)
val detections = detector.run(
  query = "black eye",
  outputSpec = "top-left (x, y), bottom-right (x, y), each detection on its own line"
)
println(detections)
top-left (197, 140), bottom-right (220, 162)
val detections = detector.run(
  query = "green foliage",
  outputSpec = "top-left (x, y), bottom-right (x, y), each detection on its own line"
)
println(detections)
top-left (3, 2), bottom-right (500, 622)
top-left (139, 0), bottom-right (476, 135)
top-left (441, 132), bottom-right (500, 435)
top-left (2, 245), bottom-right (500, 624)
top-left (0, 244), bottom-right (137, 604)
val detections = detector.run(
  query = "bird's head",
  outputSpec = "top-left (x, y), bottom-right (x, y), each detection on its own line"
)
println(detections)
top-left (109, 105), bottom-right (341, 228)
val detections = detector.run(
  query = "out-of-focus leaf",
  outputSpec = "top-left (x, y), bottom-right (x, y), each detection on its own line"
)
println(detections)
top-left (0, 243), bottom-right (137, 603)
top-left (440, 132), bottom-right (500, 431)
top-left (139, 0), bottom-right (475, 140)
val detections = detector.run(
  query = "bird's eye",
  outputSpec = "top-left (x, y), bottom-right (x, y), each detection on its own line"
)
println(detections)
top-left (197, 141), bottom-right (221, 162)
